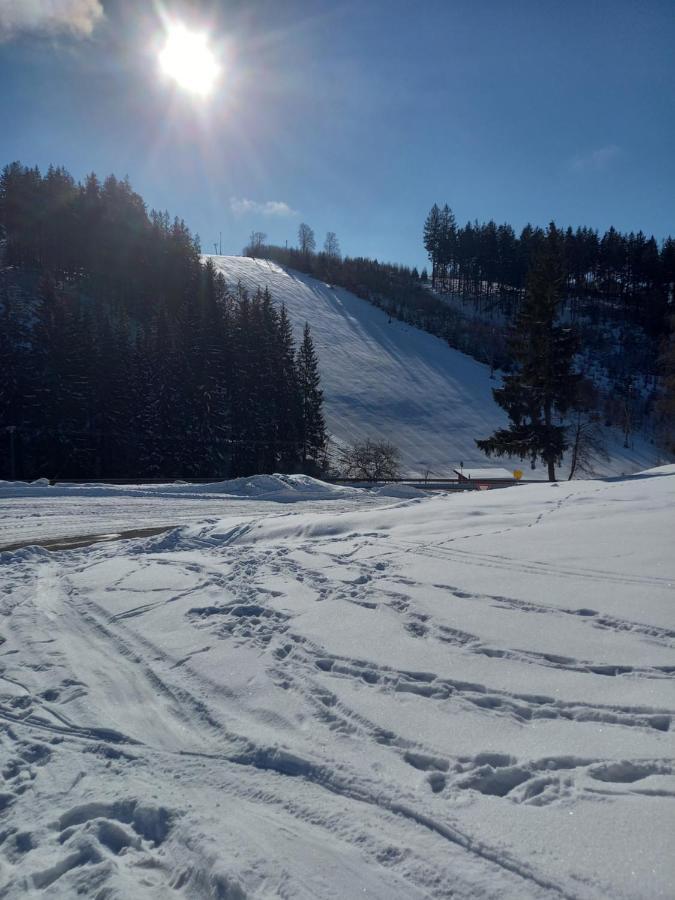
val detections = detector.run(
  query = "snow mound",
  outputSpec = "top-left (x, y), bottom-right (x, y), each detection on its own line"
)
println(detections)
top-left (181, 473), bottom-right (361, 501)
top-left (368, 483), bottom-right (429, 499)
top-left (0, 474), bottom-right (360, 502)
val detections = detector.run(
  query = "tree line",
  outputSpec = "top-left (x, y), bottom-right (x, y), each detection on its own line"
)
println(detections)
top-left (0, 162), bottom-right (326, 480)
top-left (423, 203), bottom-right (674, 335)
top-left (424, 204), bottom-right (675, 457)
top-left (251, 215), bottom-right (674, 474)
top-left (476, 223), bottom-right (674, 479)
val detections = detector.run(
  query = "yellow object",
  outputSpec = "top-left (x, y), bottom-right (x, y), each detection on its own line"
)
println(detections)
top-left (513, 469), bottom-right (523, 481)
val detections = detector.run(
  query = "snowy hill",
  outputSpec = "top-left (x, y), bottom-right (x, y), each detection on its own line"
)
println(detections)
top-left (207, 256), bottom-right (664, 478)
top-left (1, 468), bottom-right (673, 897)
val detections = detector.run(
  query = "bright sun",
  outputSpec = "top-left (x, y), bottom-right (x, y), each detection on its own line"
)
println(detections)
top-left (159, 24), bottom-right (220, 97)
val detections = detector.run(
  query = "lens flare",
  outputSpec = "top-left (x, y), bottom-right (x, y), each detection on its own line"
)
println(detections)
top-left (159, 23), bottom-right (220, 97)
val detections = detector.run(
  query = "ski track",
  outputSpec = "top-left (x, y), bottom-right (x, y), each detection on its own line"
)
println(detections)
top-left (1, 473), bottom-right (674, 897)
top-left (0, 564), bottom-right (571, 899)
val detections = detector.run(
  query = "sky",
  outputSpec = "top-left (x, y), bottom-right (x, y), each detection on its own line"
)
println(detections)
top-left (1, 0), bottom-right (673, 269)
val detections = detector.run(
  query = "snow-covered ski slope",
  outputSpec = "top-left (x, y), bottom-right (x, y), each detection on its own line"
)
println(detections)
top-left (1, 469), bottom-right (673, 897)
top-left (207, 255), bottom-right (664, 478)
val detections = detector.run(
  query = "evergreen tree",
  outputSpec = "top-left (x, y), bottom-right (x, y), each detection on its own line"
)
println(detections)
top-left (260, 289), bottom-right (286, 471)
top-left (229, 289), bottom-right (262, 476)
top-left (276, 302), bottom-right (301, 459)
top-left (423, 204), bottom-right (441, 287)
top-left (0, 273), bottom-right (34, 477)
top-left (296, 322), bottom-right (327, 473)
top-left (437, 204), bottom-right (456, 288)
top-left (476, 225), bottom-right (580, 480)
top-left (656, 317), bottom-right (675, 453)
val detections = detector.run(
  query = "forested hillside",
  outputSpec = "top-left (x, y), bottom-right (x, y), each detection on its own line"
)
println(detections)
top-left (422, 204), bottom-right (675, 450)
top-left (0, 163), bottom-right (326, 480)
top-left (209, 255), bottom-right (667, 479)
top-left (2, 162), bottom-right (671, 482)
top-left (253, 211), bottom-right (674, 456)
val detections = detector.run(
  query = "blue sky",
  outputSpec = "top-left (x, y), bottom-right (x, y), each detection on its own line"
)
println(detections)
top-left (1, 0), bottom-right (673, 268)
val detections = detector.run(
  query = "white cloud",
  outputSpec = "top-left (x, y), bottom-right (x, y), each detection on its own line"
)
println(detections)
top-left (0, 0), bottom-right (104, 40)
top-left (569, 144), bottom-right (622, 172)
top-left (230, 197), bottom-right (299, 218)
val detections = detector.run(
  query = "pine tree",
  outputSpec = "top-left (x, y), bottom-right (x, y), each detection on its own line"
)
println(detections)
top-left (423, 204), bottom-right (441, 288)
top-left (257, 288), bottom-right (283, 471)
top-left (476, 224), bottom-right (579, 481)
top-left (274, 302), bottom-right (302, 472)
top-left (0, 273), bottom-right (35, 478)
top-left (656, 316), bottom-right (675, 453)
top-left (437, 204), bottom-right (456, 289)
top-left (133, 310), bottom-right (182, 477)
top-left (229, 289), bottom-right (258, 476)
top-left (47, 297), bottom-right (97, 477)
top-left (296, 322), bottom-right (327, 474)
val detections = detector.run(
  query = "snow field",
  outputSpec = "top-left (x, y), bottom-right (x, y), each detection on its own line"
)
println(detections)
top-left (0, 468), bottom-right (673, 896)
top-left (0, 474), bottom-right (409, 549)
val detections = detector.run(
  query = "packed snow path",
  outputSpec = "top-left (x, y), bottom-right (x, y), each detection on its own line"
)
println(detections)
top-left (0, 470), bottom-right (674, 897)
top-left (207, 255), bottom-right (664, 478)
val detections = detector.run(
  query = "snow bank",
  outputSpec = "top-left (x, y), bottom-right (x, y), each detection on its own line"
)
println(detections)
top-left (0, 473), bottom-right (361, 502)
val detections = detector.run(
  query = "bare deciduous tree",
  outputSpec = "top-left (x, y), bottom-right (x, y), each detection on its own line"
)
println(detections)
top-left (245, 231), bottom-right (267, 256)
top-left (323, 231), bottom-right (340, 258)
top-left (567, 379), bottom-right (608, 479)
top-left (567, 410), bottom-right (609, 479)
top-left (337, 439), bottom-right (401, 481)
top-left (297, 222), bottom-right (316, 255)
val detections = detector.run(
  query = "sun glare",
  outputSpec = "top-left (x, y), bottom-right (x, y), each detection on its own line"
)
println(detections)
top-left (159, 24), bottom-right (220, 97)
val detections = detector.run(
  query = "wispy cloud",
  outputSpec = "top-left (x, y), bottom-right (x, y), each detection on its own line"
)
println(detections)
top-left (0, 0), bottom-right (104, 41)
top-left (230, 197), bottom-right (299, 218)
top-left (569, 144), bottom-right (622, 172)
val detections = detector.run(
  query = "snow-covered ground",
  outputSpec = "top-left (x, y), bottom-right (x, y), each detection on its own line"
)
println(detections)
top-left (1, 470), bottom-right (673, 898)
top-left (0, 475), bottom-right (406, 550)
top-left (207, 255), bottom-right (666, 478)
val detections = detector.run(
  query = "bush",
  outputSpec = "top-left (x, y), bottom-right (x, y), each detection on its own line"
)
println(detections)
top-left (337, 439), bottom-right (401, 481)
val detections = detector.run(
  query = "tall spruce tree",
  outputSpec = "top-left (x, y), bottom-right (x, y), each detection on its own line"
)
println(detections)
top-left (274, 302), bottom-right (302, 472)
top-left (438, 204), bottom-right (456, 288)
top-left (296, 322), bottom-right (327, 474)
top-left (656, 316), bottom-right (675, 453)
top-left (476, 224), bottom-right (579, 481)
top-left (423, 204), bottom-right (442, 287)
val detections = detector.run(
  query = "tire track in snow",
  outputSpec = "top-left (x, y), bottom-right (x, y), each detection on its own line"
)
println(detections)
top-left (403, 541), bottom-right (675, 589)
top-left (176, 742), bottom-right (580, 900)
